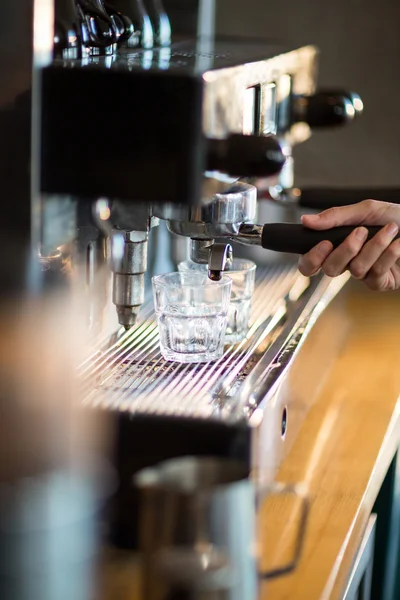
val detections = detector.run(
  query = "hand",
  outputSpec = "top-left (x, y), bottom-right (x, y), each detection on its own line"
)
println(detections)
top-left (298, 200), bottom-right (400, 291)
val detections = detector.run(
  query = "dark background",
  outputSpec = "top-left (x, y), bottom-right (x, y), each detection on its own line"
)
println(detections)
top-left (215, 0), bottom-right (400, 190)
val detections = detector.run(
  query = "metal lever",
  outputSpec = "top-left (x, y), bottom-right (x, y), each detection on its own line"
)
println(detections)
top-left (235, 223), bottom-right (400, 255)
top-left (207, 134), bottom-right (286, 178)
top-left (293, 90), bottom-right (363, 128)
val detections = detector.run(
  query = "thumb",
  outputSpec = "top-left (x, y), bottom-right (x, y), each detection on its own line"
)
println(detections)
top-left (301, 200), bottom-right (400, 230)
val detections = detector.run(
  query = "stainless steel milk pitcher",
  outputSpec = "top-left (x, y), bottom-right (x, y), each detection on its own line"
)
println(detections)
top-left (135, 456), bottom-right (309, 600)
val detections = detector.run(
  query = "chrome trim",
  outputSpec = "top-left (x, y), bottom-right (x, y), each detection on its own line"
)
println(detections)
top-left (243, 272), bottom-right (350, 422)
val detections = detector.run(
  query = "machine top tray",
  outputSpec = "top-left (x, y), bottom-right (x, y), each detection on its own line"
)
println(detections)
top-left (54, 37), bottom-right (307, 75)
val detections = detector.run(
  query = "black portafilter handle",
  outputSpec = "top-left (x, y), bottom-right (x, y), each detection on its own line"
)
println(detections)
top-left (298, 188), bottom-right (400, 210)
top-left (293, 89), bottom-right (363, 128)
top-left (260, 224), bottom-right (400, 255)
top-left (207, 134), bottom-right (286, 178)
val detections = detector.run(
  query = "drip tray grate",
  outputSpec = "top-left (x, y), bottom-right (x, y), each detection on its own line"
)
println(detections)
top-left (80, 264), bottom-right (308, 420)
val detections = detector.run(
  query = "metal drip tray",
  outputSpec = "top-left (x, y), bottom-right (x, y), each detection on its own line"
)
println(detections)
top-left (80, 265), bottom-right (349, 421)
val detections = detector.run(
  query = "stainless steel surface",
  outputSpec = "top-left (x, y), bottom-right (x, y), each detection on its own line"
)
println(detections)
top-left (208, 242), bottom-right (233, 280)
top-left (80, 266), bottom-right (349, 421)
top-left (201, 174), bottom-right (239, 203)
top-left (154, 181), bottom-right (257, 238)
top-left (93, 200), bottom-right (161, 327)
top-left (41, 195), bottom-right (77, 256)
top-left (111, 230), bottom-right (149, 329)
top-left (113, 271), bottom-right (145, 305)
top-left (134, 456), bottom-right (309, 600)
top-left (253, 140), bottom-right (296, 205)
top-left (40, 40), bottom-right (322, 328)
top-left (108, 200), bottom-right (157, 232)
top-left (157, 182), bottom-right (256, 281)
top-left (198, 44), bottom-right (317, 141)
top-left (235, 224), bottom-right (263, 246)
top-left (269, 138), bottom-right (295, 202)
top-left (112, 230), bottom-right (148, 271)
top-left (189, 240), bottom-right (233, 280)
top-left (190, 238), bottom-right (214, 264)
top-left (113, 41), bottom-right (317, 143)
top-left (168, 220), bottom-right (240, 239)
top-left (76, 226), bottom-right (109, 333)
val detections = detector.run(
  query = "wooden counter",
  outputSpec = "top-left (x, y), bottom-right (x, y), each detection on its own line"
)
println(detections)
top-left (101, 282), bottom-right (400, 600)
top-left (262, 282), bottom-right (400, 600)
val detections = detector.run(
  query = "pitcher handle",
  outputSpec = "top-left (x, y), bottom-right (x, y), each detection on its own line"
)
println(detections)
top-left (257, 482), bottom-right (310, 579)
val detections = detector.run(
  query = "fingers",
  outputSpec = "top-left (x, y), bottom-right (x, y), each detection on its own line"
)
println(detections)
top-left (315, 226), bottom-right (369, 277)
top-left (298, 223), bottom-right (400, 292)
top-left (298, 240), bottom-right (333, 276)
top-left (364, 263), bottom-right (400, 292)
top-left (301, 199), bottom-right (399, 230)
top-left (359, 238), bottom-right (400, 291)
top-left (349, 223), bottom-right (399, 279)
top-left (298, 200), bottom-right (400, 290)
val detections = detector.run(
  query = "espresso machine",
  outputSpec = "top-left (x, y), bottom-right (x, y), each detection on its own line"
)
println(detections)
top-left (41, 7), bottom-right (365, 325)
top-left (4, 0), bottom-right (398, 597)
top-left (29, 0), bottom-right (381, 560)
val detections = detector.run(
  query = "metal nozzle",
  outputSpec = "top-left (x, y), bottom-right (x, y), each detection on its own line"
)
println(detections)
top-left (112, 230), bottom-right (148, 329)
top-left (116, 304), bottom-right (141, 329)
top-left (190, 239), bottom-right (233, 281)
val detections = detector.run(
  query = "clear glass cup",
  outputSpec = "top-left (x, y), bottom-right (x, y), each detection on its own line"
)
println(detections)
top-left (178, 259), bottom-right (257, 343)
top-left (152, 272), bottom-right (232, 363)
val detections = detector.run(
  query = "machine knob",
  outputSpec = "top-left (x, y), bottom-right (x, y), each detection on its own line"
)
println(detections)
top-left (54, 0), bottom-right (82, 58)
top-left (103, 2), bottom-right (135, 43)
top-left (206, 134), bottom-right (286, 178)
top-left (76, 0), bottom-right (117, 50)
top-left (146, 0), bottom-right (171, 47)
top-left (293, 90), bottom-right (363, 128)
top-left (112, 0), bottom-right (155, 48)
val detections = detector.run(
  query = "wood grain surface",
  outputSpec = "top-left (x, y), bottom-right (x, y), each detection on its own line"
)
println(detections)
top-left (262, 282), bottom-right (400, 600)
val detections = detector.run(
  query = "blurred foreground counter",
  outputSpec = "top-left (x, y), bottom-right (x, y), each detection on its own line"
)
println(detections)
top-left (101, 282), bottom-right (400, 600)
top-left (263, 282), bottom-right (400, 600)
